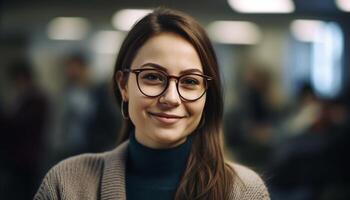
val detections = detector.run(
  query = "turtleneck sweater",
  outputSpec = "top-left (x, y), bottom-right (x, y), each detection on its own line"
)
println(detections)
top-left (34, 139), bottom-right (270, 199)
top-left (126, 133), bottom-right (192, 200)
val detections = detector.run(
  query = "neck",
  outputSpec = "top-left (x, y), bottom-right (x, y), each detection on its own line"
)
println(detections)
top-left (127, 132), bottom-right (192, 177)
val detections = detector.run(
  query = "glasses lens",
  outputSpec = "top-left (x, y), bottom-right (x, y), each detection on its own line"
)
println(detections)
top-left (178, 74), bottom-right (206, 100)
top-left (138, 69), bottom-right (167, 96)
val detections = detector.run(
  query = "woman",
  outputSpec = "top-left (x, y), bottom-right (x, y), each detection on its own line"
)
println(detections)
top-left (35, 8), bottom-right (269, 200)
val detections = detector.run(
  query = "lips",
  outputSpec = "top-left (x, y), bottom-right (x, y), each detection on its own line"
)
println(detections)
top-left (148, 112), bottom-right (184, 125)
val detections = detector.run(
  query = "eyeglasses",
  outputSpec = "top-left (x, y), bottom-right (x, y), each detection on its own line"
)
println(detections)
top-left (123, 68), bottom-right (212, 101)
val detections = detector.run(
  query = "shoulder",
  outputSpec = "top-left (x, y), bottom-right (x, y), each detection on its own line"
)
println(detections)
top-left (227, 162), bottom-right (270, 200)
top-left (34, 142), bottom-right (129, 199)
top-left (34, 152), bottom-right (106, 200)
top-left (51, 152), bottom-right (106, 179)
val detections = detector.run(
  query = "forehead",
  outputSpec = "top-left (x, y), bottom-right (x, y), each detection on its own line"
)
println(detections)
top-left (131, 32), bottom-right (203, 73)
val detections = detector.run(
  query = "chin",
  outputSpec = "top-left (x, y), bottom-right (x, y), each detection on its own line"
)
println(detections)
top-left (153, 129), bottom-right (188, 147)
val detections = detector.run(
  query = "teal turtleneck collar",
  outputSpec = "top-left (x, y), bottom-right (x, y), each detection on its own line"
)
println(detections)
top-left (126, 132), bottom-right (193, 200)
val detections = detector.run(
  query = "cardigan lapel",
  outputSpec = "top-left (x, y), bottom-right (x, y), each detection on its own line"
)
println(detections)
top-left (101, 141), bottom-right (129, 200)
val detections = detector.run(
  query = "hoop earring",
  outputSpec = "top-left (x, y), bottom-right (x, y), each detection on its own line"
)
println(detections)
top-left (121, 101), bottom-right (129, 119)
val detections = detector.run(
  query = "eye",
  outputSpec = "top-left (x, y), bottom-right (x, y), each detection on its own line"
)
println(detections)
top-left (139, 70), bottom-right (166, 85)
top-left (181, 77), bottom-right (200, 85)
top-left (143, 73), bottom-right (163, 81)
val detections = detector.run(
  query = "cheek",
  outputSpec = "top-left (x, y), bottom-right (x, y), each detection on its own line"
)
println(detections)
top-left (127, 81), bottom-right (148, 123)
top-left (128, 97), bottom-right (148, 129)
top-left (187, 96), bottom-right (206, 125)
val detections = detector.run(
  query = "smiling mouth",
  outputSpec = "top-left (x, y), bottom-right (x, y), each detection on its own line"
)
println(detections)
top-left (148, 112), bottom-right (184, 124)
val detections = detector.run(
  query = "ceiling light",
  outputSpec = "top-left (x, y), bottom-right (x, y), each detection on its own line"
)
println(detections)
top-left (112, 9), bottom-right (152, 31)
top-left (290, 20), bottom-right (325, 42)
top-left (335, 0), bottom-right (350, 12)
top-left (228, 0), bottom-right (295, 13)
top-left (207, 21), bottom-right (261, 45)
top-left (47, 17), bottom-right (90, 40)
top-left (91, 30), bottom-right (124, 54)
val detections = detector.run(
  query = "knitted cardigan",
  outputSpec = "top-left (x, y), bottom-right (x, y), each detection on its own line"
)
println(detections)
top-left (34, 141), bottom-right (270, 200)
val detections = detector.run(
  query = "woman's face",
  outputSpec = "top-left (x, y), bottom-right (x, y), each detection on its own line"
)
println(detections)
top-left (120, 32), bottom-right (206, 149)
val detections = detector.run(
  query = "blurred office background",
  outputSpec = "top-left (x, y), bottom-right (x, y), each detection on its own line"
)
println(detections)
top-left (1, 0), bottom-right (350, 199)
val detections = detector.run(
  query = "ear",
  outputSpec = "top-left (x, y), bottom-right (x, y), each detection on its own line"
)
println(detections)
top-left (115, 70), bottom-right (129, 102)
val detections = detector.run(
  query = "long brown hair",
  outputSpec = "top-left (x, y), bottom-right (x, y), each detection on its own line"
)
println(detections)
top-left (112, 8), bottom-right (235, 200)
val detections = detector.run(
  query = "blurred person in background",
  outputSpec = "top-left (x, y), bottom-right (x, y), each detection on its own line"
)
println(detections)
top-left (243, 66), bottom-right (273, 127)
top-left (50, 53), bottom-right (120, 160)
top-left (283, 84), bottom-right (322, 137)
top-left (87, 74), bottom-right (121, 153)
top-left (0, 59), bottom-right (49, 199)
top-left (268, 84), bottom-right (350, 200)
top-left (34, 8), bottom-right (269, 200)
top-left (53, 54), bottom-right (96, 159)
top-left (225, 65), bottom-right (276, 169)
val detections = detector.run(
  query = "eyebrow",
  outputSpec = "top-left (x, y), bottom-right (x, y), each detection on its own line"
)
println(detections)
top-left (139, 62), bottom-right (204, 75)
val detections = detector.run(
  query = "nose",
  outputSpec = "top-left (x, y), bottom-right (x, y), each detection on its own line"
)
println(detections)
top-left (159, 79), bottom-right (181, 106)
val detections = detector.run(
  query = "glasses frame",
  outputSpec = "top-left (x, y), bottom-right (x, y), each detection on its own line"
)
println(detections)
top-left (122, 68), bottom-right (212, 102)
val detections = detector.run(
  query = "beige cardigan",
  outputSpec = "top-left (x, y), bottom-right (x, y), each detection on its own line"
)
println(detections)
top-left (34, 141), bottom-right (270, 200)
